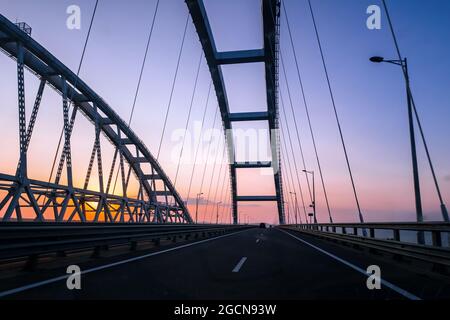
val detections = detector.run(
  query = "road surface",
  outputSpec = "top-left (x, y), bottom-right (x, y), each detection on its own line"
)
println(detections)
top-left (0, 227), bottom-right (449, 299)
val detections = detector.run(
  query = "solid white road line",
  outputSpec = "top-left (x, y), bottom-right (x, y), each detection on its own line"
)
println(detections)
top-left (232, 257), bottom-right (248, 273)
top-left (0, 229), bottom-right (251, 299)
top-left (278, 229), bottom-right (421, 300)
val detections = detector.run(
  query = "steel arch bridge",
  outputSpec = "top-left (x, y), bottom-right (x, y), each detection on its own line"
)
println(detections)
top-left (0, 0), bottom-right (284, 225)
top-left (0, 14), bottom-right (191, 224)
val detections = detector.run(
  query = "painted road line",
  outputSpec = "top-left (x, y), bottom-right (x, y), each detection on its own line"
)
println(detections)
top-left (232, 257), bottom-right (248, 273)
top-left (0, 229), bottom-right (252, 298)
top-left (256, 239), bottom-right (260, 243)
top-left (277, 229), bottom-right (421, 300)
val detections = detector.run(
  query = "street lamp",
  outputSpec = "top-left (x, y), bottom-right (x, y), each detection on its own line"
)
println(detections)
top-left (239, 211), bottom-right (244, 225)
top-left (303, 170), bottom-right (316, 224)
top-left (369, 56), bottom-right (385, 63)
top-left (290, 192), bottom-right (299, 225)
top-left (216, 202), bottom-right (222, 224)
top-left (370, 56), bottom-right (424, 243)
top-left (195, 192), bottom-right (203, 224)
top-left (285, 201), bottom-right (291, 224)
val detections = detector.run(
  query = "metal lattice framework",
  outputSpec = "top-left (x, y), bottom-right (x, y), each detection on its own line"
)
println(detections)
top-left (0, 15), bottom-right (192, 224)
top-left (186, 0), bottom-right (285, 224)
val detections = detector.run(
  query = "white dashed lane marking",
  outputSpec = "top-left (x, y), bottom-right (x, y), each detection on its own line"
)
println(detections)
top-left (232, 257), bottom-right (248, 273)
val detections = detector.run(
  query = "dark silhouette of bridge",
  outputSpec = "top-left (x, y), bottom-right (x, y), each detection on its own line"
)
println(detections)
top-left (0, 0), bottom-right (449, 300)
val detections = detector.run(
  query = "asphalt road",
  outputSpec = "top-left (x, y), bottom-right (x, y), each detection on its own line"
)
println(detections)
top-left (1, 227), bottom-right (449, 300)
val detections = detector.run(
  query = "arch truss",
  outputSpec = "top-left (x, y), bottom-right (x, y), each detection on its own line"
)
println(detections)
top-left (186, 0), bottom-right (285, 224)
top-left (0, 15), bottom-right (192, 224)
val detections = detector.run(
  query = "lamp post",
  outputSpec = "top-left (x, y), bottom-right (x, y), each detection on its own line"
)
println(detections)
top-left (370, 56), bottom-right (425, 243)
top-left (216, 202), bottom-right (222, 224)
top-left (239, 211), bottom-right (244, 225)
top-left (303, 170), bottom-right (316, 223)
top-left (195, 192), bottom-right (203, 224)
top-left (290, 192), bottom-right (299, 225)
top-left (286, 201), bottom-right (290, 224)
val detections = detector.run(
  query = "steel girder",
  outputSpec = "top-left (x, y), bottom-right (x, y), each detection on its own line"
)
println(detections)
top-left (0, 15), bottom-right (192, 224)
top-left (185, 0), bottom-right (285, 224)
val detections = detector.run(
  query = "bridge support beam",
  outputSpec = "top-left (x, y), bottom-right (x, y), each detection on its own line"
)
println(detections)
top-left (216, 49), bottom-right (265, 65)
top-left (229, 112), bottom-right (269, 122)
top-left (186, 0), bottom-right (284, 225)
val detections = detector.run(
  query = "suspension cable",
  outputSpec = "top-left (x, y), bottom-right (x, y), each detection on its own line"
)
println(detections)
top-left (156, 14), bottom-right (190, 160)
top-left (198, 109), bottom-right (219, 197)
top-left (308, 0), bottom-right (364, 223)
top-left (202, 128), bottom-right (223, 220)
top-left (280, 56), bottom-right (312, 202)
top-left (174, 52), bottom-right (204, 187)
top-left (382, 0), bottom-right (449, 221)
top-left (279, 123), bottom-right (299, 210)
top-left (111, 0), bottom-right (161, 195)
top-left (208, 142), bottom-right (227, 222)
top-left (217, 135), bottom-right (232, 224)
top-left (48, 0), bottom-right (99, 178)
top-left (185, 82), bottom-right (213, 202)
top-left (216, 151), bottom-right (230, 223)
top-left (280, 140), bottom-right (301, 224)
top-left (43, 0), bottom-right (99, 204)
top-left (128, 0), bottom-right (160, 125)
top-left (218, 180), bottom-right (230, 224)
top-left (279, 115), bottom-right (305, 223)
top-left (280, 91), bottom-right (308, 222)
top-left (282, 2), bottom-right (333, 222)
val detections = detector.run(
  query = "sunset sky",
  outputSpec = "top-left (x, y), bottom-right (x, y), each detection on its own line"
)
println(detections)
top-left (1, 0), bottom-right (450, 224)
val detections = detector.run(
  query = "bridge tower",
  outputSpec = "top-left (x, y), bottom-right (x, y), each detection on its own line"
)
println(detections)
top-left (186, 0), bottom-right (285, 225)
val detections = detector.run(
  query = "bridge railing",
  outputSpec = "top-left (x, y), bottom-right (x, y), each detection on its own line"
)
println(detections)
top-left (281, 222), bottom-right (450, 273)
top-left (0, 223), bottom-right (253, 268)
top-left (285, 222), bottom-right (450, 247)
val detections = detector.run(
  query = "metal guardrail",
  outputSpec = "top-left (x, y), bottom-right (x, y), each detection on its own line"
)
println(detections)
top-left (280, 223), bottom-right (450, 273)
top-left (284, 222), bottom-right (450, 245)
top-left (0, 223), bottom-right (253, 262)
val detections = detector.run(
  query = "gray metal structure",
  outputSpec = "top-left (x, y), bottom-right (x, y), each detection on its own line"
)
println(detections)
top-left (186, 0), bottom-right (285, 224)
top-left (0, 14), bottom-right (192, 224)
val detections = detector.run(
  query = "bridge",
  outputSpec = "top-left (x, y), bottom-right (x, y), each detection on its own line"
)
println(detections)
top-left (0, 0), bottom-right (449, 301)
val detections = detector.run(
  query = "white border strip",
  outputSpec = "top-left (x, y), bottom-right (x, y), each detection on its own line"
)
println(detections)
top-left (0, 229), bottom-right (250, 298)
top-left (278, 229), bottom-right (421, 300)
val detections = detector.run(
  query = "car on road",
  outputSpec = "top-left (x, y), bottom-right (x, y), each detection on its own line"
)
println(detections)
top-left (259, 223), bottom-right (267, 229)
